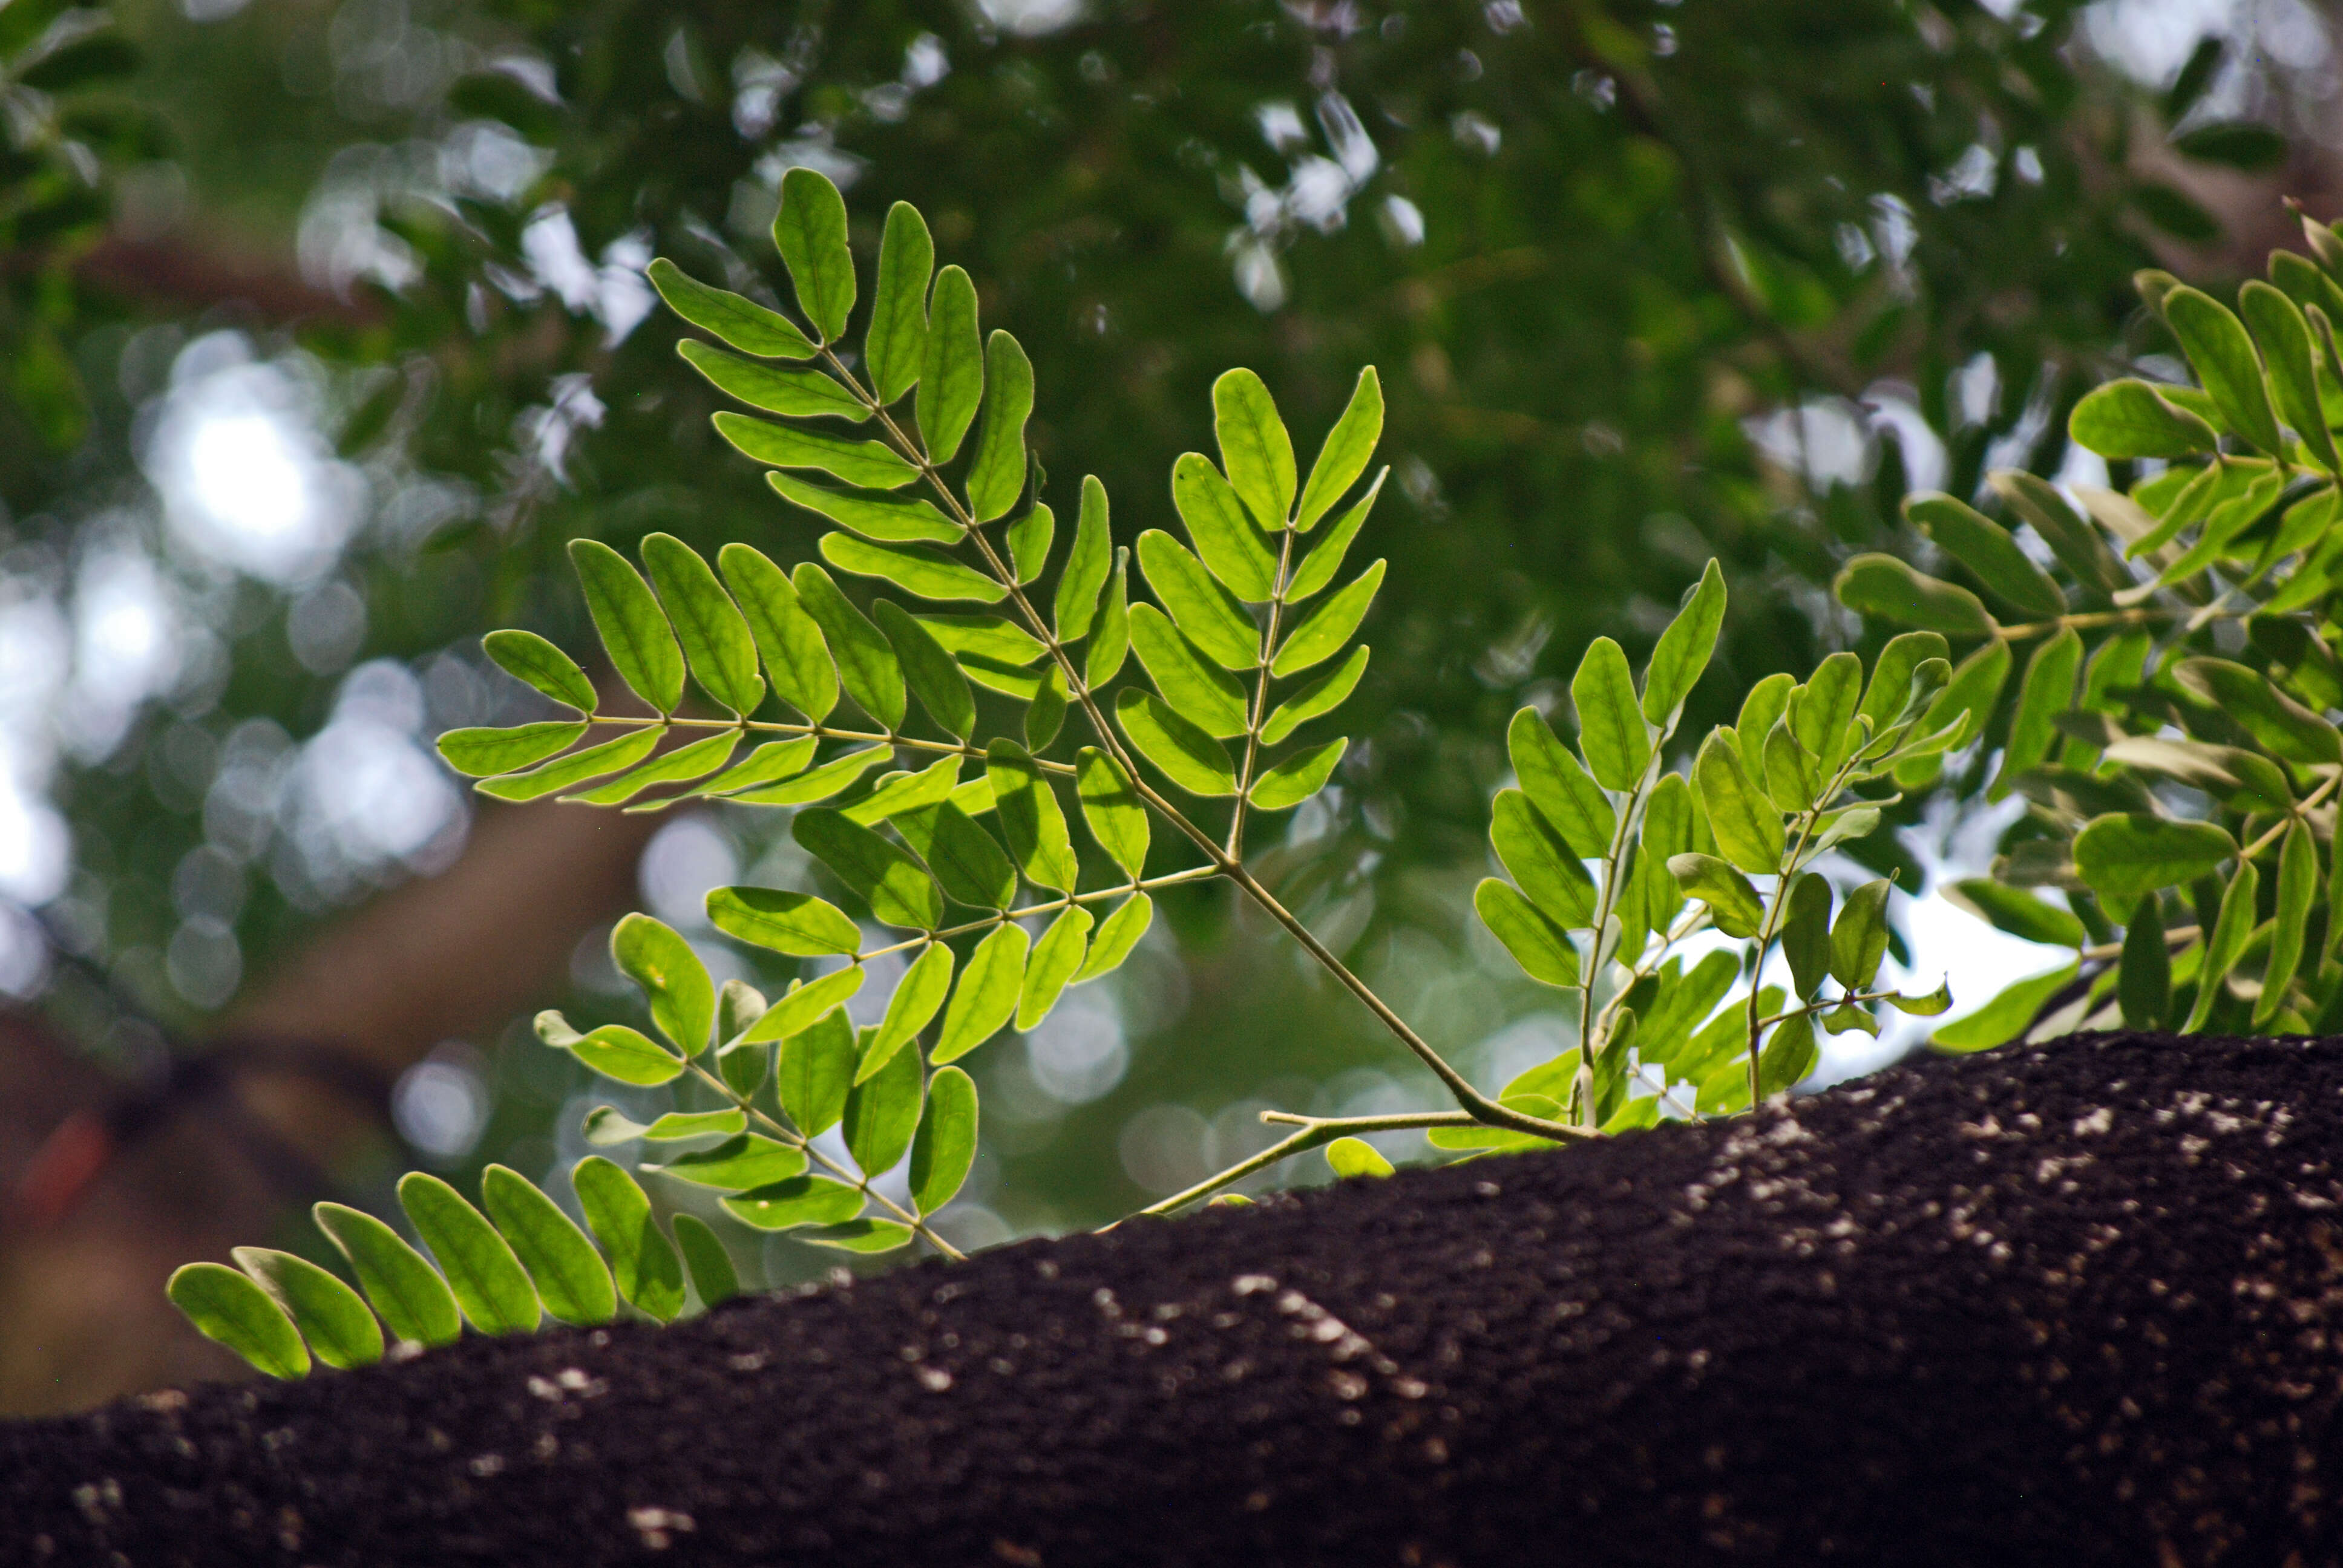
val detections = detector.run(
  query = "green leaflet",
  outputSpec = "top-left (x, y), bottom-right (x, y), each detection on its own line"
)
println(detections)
top-left (479, 1165), bottom-right (615, 1327)
top-left (1509, 707), bottom-right (1614, 857)
top-left (894, 800), bottom-right (1018, 909)
top-left (1056, 475), bottom-right (1114, 642)
top-left (774, 166), bottom-right (855, 342)
top-left (2240, 280), bottom-right (2341, 474)
top-left (1762, 717), bottom-right (1818, 812)
top-left (966, 330), bottom-right (1035, 522)
top-left (312, 1201), bottom-right (461, 1348)
top-left (1073, 750), bottom-right (1149, 879)
top-left (1008, 503), bottom-right (1054, 585)
top-left (1734, 673), bottom-right (1795, 780)
top-left (867, 941), bottom-right (954, 1081)
top-left (844, 1037), bottom-right (923, 1177)
top-left (569, 538), bottom-right (685, 714)
top-left (646, 1133), bottom-right (808, 1191)
top-left (586, 1108), bottom-right (746, 1143)
top-left (1073, 893), bottom-right (1153, 982)
top-left (1855, 631), bottom-right (1951, 739)
top-left (1475, 877), bottom-right (1582, 988)
top-left (1829, 878), bottom-right (1892, 990)
top-left (168, 1263), bottom-right (307, 1379)
top-left (438, 720), bottom-right (588, 777)
top-left (483, 629), bottom-right (597, 713)
top-left (231, 1248), bottom-right (381, 1371)
top-left (1087, 549), bottom-right (1132, 686)
top-left (791, 564), bottom-right (907, 730)
top-left (1993, 627), bottom-right (2081, 799)
top-left (802, 1220), bottom-right (916, 1253)
top-left (647, 257), bottom-right (817, 360)
top-left (715, 413), bottom-right (920, 490)
top-left (867, 201), bottom-right (934, 405)
top-left (1287, 469), bottom-right (1385, 601)
top-left (398, 1173), bottom-right (540, 1336)
top-left (2258, 819), bottom-right (2318, 1026)
top-left (1490, 788), bottom-right (1597, 927)
top-left (917, 265), bottom-right (983, 465)
top-left (1987, 471), bottom-right (2132, 596)
top-left (909, 1067), bottom-right (979, 1214)
top-left (1026, 664), bottom-right (1069, 751)
top-left (2185, 859), bottom-right (2259, 1031)
top-left (1789, 652), bottom-right (1860, 776)
top-left (1640, 771), bottom-right (1693, 926)
top-left (2164, 286), bottom-right (2284, 454)
top-left (2119, 895), bottom-right (2171, 1029)
top-left (989, 739), bottom-right (1079, 892)
top-left (670, 1214), bottom-right (741, 1304)
top-left (676, 339), bottom-right (866, 422)
top-left (1831, 554), bottom-right (1998, 636)
top-left (1945, 878), bottom-right (2085, 948)
top-left (1129, 605), bottom-right (1250, 737)
top-left (1263, 645), bottom-right (1368, 745)
top-left (1665, 852), bottom-right (1765, 939)
top-left (775, 1008), bottom-right (856, 1138)
top-left (1214, 368), bottom-right (1297, 532)
top-left (1270, 560), bottom-right (1383, 678)
top-left (2171, 658), bottom-right (2342, 764)
top-left (1904, 493), bottom-right (2064, 620)
top-left (842, 756), bottom-right (962, 825)
top-left (1932, 962), bottom-right (2078, 1051)
top-left (2073, 812), bottom-right (2237, 903)
top-left (559, 1023), bottom-right (686, 1086)
top-left (574, 731), bottom-right (739, 807)
top-left (1116, 688), bottom-right (1237, 795)
top-left (611, 912), bottom-right (715, 1056)
top-left (1018, 906), bottom-right (1093, 1030)
top-left (2066, 379), bottom-right (2222, 459)
top-left (796, 806), bottom-right (943, 929)
top-left (1641, 560), bottom-right (1726, 724)
top-left (1325, 1137), bottom-right (1395, 1178)
top-left (766, 471), bottom-right (959, 545)
top-left (934, 921), bottom-right (1030, 1063)
top-left (920, 614), bottom-right (1047, 667)
top-left (1138, 530), bottom-right (1260, 669)
top-left (1757, 1013), bottom-right (1818, 1098)
top-left (725, 743), bottom-right (890, 807)
top-left (1780, 872), bottom-right (1832, 997)
top-left (1295, 367), bottom-right (1383, 532)
top-left (1571, 637), bottom-right (1650, 791)
top-left (718, 544), bottom-right (839, 723)
top-left (821, 532), bottom-right (1006, 605)
top-left (873, 599), bottom-right (976, 740)
top-left (572, 1157), bottom-right (684, 1324)
top-left (1171, 451), bottom-right (1279, 601)
top-left (1896, 640), bottom-right (2010, 789)
top-left (743, 965), bottom-right (867, 1044)
top-left (723, 1176), bottom-right (863, 1231)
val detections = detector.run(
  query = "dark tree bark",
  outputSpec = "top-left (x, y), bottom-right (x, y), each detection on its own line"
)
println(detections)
top-left (7, 1031), bottom-right (2343, 1566)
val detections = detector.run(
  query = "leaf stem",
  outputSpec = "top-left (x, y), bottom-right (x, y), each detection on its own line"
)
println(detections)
top-left (1228, 524), bottom-right (1300, 857)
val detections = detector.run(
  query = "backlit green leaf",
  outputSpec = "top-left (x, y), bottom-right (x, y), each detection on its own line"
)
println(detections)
top-left (1757, 1013), bottom-right (1818, 1098)
top-left (718, 545), bottom-right (838, 722)
top-left (2240, 279), bottom-right (2340, 473)
top-left (2073, 812), bottom-right (2237, 903)
top-left (670, 1214), bottom-right (741, 1304)
top-left (1285, 469), bottom-right (1384, 601)
top-left (894, 800), bottom-right (1018, 909)
top-left (1018, 907), bottom-right (1093, 1031)
top-left (1571, 636), bottom-right (1650, 790)
top-left (1509, 708), bottom-right (1614, 857)
top-left (1828, 878), bottom-right (1892, 990)
top-left (2164, 285), bottom-right (2284, 454)
top-left (766, 471), bottom-right (958, 545)
top-left (773, 166), bottom-right (854, 342)
top-left (438, 721), bottom-right (588, 777)
top-left (646, 1134), bottom-right (810, 1194)
top-left (572, 1157), bottom-right (684, 1324)
top-left (571, 731), bottom-right (739, 808)
top-left (1263, 645), bottom-right (1368, 745)
top-left (648, 257), bottom-right (816, 359)
top-left (1665, 852), bottom-right (1764, 939)
top-left (799, 808), bottom-right (948, 929)
top-left (571, 538), bottom-right (685, 714)
top-left (1994, 626), bottom-right (2080, 798)
top-left (1250, 737), bottom-right (1347, 811)
top-left (872, 599), bottom-right (975, 740)
top-left (1214, 368), bottom-right (1297, 531)
top-left (771, 1009), bottom-right (856, 1141)
top-left (1641, 560), bottom-right (1726, 724)
top-left (917, 266), bottom-right (983, 465)
top-left (1270, 560), bottom-right (1383, 679)
top-left (483, 629), bottom-right (597, 714)
top-left (801, 1219), bottom-right (916, 1253)
top-left (1855, 631), bottom-right (1951, 739)
top-left (1325, 1136), bottom-right (1394, 1179)
top-left (744, 965), bottom-right (867, 1045)
top-left (1087, 549), bottom-right (1132, 685)
top-left (867, 941), bottom-right (954, 1081)
top-left (477, 725), bottom-right (662, 802)
top-left (561, 1024), bottom-right (686, 1086)
top-left (399, 1172), bottom-right (539, 1335)
top-left (791, 564), bottom-right (907, 729)
top-left (909, 1067), bottom-right (978, 1214)
top-left (1115, 688), bottom-right (1237, 795)
top-left (1026, 664), bottom-right (1069, 751)
top-left (1138, 530), bottom-right (1260, 668)
top-left (1781, 872), bottom-right (1832, 997)
top-left (1056, 475), bottom-right (1114, 642)
top-left (1171, 451), bottom-right (1278, 601)
top-left (1491, 788), bottom-right (1597, 927)
top-left (312, 1202), bottom-right (460, 1348)
top-left (844, 1036), bottom-right (923, 1177)
top-left (867, 201), bottom-right (934, 405)
top-left (1694, 728), bottom-right (1782, 875)
top-left (966, 331), bottom-right (1035, 522)
top-left (1073, 893), bottom-right (1153, 983)
top-left (1905, 493), bottom-right (2065, 619)
top-left (612, 912), bottom-right (715, 1055)
top-left (1788, 651), bottom-right (1861, 777)
top-left (715, 412), bottom-right (920, 489)
top-left (842, 757), bottom-right (962, 826)
top-left (479, 1165), bottom-right (614, 1327)
top-left (1008, 503), bottom-right (1054, 586)
top-left (724, 743), bottom-right (890, 807)
top-left (677, 339), bottom-right (865, 422)
top-left (821, 533), bottom-right (1006, 605)
top-left (989, 739), bottom-right (1078, 892)
top-left (2067, 378), bottom-right (2222, 458)
top-left (934, 921), bottom-right (1030, 1063)
top-left (920, 614), bottom-right (1046, 667)
top-left (168, 1263), bottom-right (307, 1379)
top-left (1475, 877), bottom-right (1582, 988)
top-left (1296, 367), bottom-right (1384, 532)
top-left (723, 1174), bottom-right (865, 1231)
top-left (1130, 604), bottom-right (1250, 736)
top-left (231, 1248), bottom-right (381, 1371)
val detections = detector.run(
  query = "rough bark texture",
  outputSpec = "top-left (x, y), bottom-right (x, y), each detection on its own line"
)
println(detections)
top-left (8, 1030), bottom-right (2343, 1566)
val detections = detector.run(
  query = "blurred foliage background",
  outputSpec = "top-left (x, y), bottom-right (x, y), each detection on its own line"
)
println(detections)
top-left (3, 0), bottom-right (2340, 1410)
